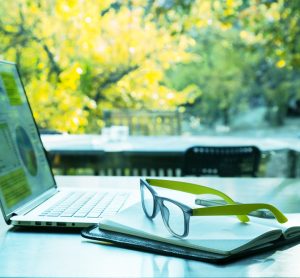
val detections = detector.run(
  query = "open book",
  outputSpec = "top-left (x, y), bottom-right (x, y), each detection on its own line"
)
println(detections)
top-left (98, 202), bottom-right (300, 256)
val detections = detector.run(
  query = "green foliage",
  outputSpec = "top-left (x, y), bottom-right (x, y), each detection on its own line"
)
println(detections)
top-left (166, 0), bottom-right (300, 127)
top-left (0, 0), bottom-right (299, 133)
top-left (166, 28), bottom-right (256, 126)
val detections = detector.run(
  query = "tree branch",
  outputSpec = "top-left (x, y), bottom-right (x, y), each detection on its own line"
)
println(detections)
top-left (31, 35), bottom-right (62, 78)
top-left (0, 6), bottom-right (62, 80)
top-left (93, 64), bottom-right (139, 103)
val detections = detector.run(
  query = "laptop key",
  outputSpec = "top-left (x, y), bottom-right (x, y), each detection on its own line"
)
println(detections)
top-left (39, 191), bottom-right (129, 219)
top-left (46, 213), bottom-right (61, 217)
top-left (86, 213), bottom-right (101, 218)
top-left (73, 212), bottom-right (89, 217)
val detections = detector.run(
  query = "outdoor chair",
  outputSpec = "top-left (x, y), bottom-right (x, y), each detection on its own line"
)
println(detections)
top-left (182, 146), bottom-right (261, 177)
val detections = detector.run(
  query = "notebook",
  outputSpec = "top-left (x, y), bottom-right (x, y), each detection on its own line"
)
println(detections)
top-left (0, 60), bottom-right (136, 228)
top-left (90, 202), bottom-right (300, 260)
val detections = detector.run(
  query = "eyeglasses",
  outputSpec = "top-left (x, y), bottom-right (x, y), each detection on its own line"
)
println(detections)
top-left (140, 178), bottom-right (288, 238)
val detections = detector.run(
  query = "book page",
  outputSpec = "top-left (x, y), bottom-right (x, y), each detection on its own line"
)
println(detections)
top-left (250, 213), bottom-right (300, 239)
top-left (99, 203), bottom-right (283, 255)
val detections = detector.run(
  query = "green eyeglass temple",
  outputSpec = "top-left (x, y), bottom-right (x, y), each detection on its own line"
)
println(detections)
top-left (192, 203), bottom-right (287, 223)
top-left (144, 178), bottom-right (288, 224)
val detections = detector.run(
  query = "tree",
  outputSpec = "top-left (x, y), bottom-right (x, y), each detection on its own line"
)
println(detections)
top-left (167, 0), bottom-right (300, 127)
top-left (166, 27), bottom-right (257, 127)
top-left (210, 0), bottom-right (300, 125)
top-left (0, 0), bottom-right (194, 133)
top-left (1, 0), bottom-right (299, 133)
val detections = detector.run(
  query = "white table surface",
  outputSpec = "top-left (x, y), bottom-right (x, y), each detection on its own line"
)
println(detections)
top-left (1, 176), bottom-right (300, 277)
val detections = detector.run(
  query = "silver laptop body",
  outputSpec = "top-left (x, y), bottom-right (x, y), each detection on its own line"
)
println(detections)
top-left (0, 60), bottom-right (135, 228)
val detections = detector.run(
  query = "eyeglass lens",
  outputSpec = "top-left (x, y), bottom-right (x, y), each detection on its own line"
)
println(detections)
top-left (161, 200), bottom-right (186, 236)
top-left (141, 181), bottom-right (187, 237)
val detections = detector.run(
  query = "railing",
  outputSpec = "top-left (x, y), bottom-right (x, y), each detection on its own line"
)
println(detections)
top-left (42, 134), bottom-right (300, 177)
top-left (48, 151), bottom-right (184, 176)
top-left (103, 109), bottom-right (182, 136)
top-left (45, 137), bottom-right (299, 177)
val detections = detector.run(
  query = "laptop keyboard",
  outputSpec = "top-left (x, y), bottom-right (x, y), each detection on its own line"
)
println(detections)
top-left (39, 191), bottom-right (129, 218)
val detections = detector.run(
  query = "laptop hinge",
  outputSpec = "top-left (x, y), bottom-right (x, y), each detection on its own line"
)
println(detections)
top-left (12, 187), bottom-right (58, 217)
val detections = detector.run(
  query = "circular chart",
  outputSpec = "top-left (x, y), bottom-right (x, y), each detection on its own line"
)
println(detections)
top-left (15, 126), bottom-right (38, 176)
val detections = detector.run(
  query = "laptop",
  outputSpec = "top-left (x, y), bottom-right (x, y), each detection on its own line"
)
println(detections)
top-left (0, 60), bottom-right (136, 228)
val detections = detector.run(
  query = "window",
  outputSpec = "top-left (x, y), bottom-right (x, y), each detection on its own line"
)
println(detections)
top-left (0, 0), bottom-right (299, 138)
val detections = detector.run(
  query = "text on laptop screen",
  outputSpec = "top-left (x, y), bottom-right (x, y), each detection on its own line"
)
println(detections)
top-left (0, 61), bottom-right (55, 217)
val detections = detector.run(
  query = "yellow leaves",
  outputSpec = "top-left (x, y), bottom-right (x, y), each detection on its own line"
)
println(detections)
top-left (223, 0), bottom-right (241, 16)
top-left (262, 1), bottom-right (281, 21)
top-left (220, 22), bottom-right (232, 30)
top-left (181, 84), bottom-right (202, 103)
top-left (27, 80), bottom-right (54, 104)
top-left (55, 0), bottom-right (80, 19)
top-left (240, 30), bottom-right (248, 40)
top-left (103, 63), bottom-right (189, 110)
top-left (26, 80), bottom-right (54, 126)
top-left (269, 9), bottom-right (281, 21)
top-left (239, 30), bottom-right (257, 44)
top-left (37, 63), bottom-right (45, 70)
top-left (223, 8), bottom-right (234, 17)
top-left (25, 59), bottom-right (92, 132)
top-left (4, 25), bottom-right (18, 32)
top-left (36, 86), bottom-right (89, 133)
top-left (29, 4), bottom-right (39, 14)
top-left (276, 59), bottom-right (286, 68)
top-left (85, 98), bottom-right (97, 110)
top-left (59, 63), bottom-right (82, 91)
top-left (226, 0), bottom-right (235, 6)
top-left (47, 108), bottom-right (88, 133)
top-left (185, 18), bottom-right (206, 29)
top-left (144, 70), bottom-right (163, 85)
top-left (0, 1), bottom-right (195, 133)
top-left (275, 49), bottom-right (284, 56)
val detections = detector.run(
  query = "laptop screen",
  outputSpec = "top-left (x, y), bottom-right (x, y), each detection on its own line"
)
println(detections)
top-left (0, 61), bottom-right (56, 219)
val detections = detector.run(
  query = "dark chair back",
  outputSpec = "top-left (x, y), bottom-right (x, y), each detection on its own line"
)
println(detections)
top-left (182, 146), bottom-right (261, 177)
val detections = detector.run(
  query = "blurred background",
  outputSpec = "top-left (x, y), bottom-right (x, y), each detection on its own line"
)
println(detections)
top-left (0, 0), bottom-right (299, 138)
